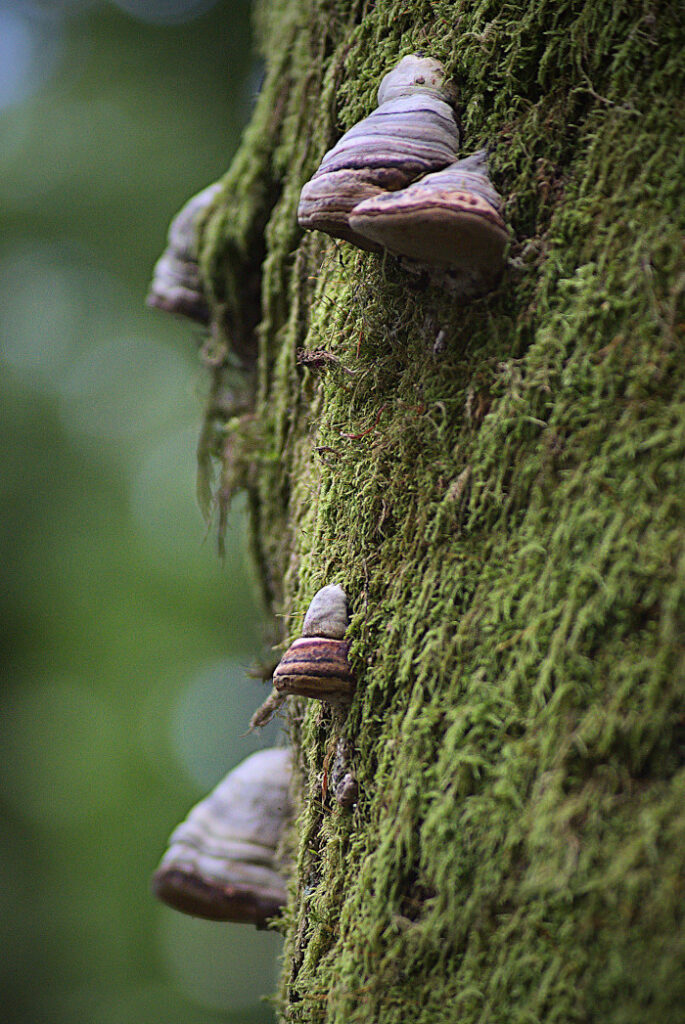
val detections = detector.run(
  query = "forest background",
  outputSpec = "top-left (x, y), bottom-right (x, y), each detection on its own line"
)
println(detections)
top-left (0, 2), bottom-right (279, 1022)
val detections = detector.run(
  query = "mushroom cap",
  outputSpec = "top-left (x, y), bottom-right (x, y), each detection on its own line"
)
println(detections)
top-left (151, 864), bottom-right (287, 925)
top-left (297, 171), bottom-right (386, 250)
top-left (273, 637), bottom-right (355, 702)
top-left (145, 254), bottom-right (211, 323)
top-left (146, 181), bottom-right (222, 324)
top-left (302, 584), bottom-right (349, 638)
top-left (377, 55), bottom-right (453, 106)
top-left (348, 152), bottom-right (509, 286)
top-left (151, 748), bottom-right (291, 926)
top-left (320, 96), bottom-right (458, 174)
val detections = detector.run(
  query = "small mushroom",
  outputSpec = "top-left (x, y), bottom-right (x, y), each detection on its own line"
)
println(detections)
top-left (147, 181), bottom-right (222, 324)
top-left (298, 55), bottom-right (459, 249)
top-left (301, 583), bottom-right (350, 638)
top-left (348, 150), bottom-right (510, 294)
top-left (273, 585), bottom-right (355, 702)
top-left (151, 747), bottom-right (292, 928)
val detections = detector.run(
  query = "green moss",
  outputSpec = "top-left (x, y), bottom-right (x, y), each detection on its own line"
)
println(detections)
top-left (200, 0), bottom-right (684, 1019)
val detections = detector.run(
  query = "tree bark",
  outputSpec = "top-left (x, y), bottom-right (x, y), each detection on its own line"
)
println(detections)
top-left (193, 1), bottom-right (684, 1020)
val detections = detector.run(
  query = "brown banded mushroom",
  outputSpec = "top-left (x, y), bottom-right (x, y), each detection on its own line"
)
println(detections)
top-left (147, 181), bottom-right (221, 325)
top-left (349, 150), bottom-right (510, 295)
top-left (152, 747), bottom-right (292, 928)
top-left (298, 55), bottom-right (459, 250)
top-left (273, 585), bottom-right (355, 702)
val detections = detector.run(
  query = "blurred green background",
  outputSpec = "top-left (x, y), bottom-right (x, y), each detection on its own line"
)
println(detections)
top-left (0, 2), bottom-right (284, 1021)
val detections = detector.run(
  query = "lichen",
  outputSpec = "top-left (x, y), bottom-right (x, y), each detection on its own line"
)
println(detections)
top-left (200, 0), bottom-right (684, 1019)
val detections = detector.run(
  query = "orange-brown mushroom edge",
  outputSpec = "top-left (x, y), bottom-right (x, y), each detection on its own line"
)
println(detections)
top-left (273, 637), bottom-right (355, 701)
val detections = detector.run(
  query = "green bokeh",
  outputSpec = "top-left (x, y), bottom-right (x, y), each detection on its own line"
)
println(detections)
top-left (0, 3), bottom-right (281, 1021)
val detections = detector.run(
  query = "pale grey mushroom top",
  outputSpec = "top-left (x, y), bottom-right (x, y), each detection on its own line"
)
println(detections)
top-left (164, 181), bottom-right (222, 265)
top-left (301, 584), bottom-right (349, 639)
top-left (147, 180), bottom-right (222, 322)
top-left (377, 54), bottom-right (452, 105)
top-left (160, 747), bottom-right (292, 867)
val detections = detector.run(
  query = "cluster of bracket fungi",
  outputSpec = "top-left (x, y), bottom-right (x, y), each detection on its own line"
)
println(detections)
top-left (151, 586), bottom-right (355, 927)
top-left (298, 54), bottom-right (510, 296)
top-left (148, 54), bottom-right (509, 329)
top-left (148, 53), bottom-right (510, 931)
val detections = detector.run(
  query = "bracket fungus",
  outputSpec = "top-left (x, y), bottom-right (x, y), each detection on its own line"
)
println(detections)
top-left (152, 747), bottom-right (292, 928)
top-left (273, 585), bottom-right (355, 702)
top-left (147, 181), bottom-right (221, 325)
top-left (349, 150), bottom-right (509, 293)
top-left (298, 55), bottom-right (510, 295)
top-left (298, 55), bottom-right (459, 250)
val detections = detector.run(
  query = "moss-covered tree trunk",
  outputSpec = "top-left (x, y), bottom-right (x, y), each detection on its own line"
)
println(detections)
top-left (194, 1), bottom-right (684, 1020)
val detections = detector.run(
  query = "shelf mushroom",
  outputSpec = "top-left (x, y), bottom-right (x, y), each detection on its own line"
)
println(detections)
top-left (273, 585), bottom-right (355, 703)
top-left (298, 55), bottom-right (459, 250)
top-left (152, 747), bottom-right (292, 928)
top-left (349, 150), bottom-right (510, 293)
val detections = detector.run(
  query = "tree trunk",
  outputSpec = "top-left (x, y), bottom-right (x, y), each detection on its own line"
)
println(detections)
top-left (194, 1), bottom-right (684, 1020)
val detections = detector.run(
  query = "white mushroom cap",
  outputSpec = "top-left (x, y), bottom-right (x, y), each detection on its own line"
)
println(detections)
top-left (151, 748), bottom-right (292, 925)
top-left (377, 55), bottom-right (451, 105)
top-left (302, 584), bottom-right (349, 639)
top-left (147, 181), bottom-right (222, 323)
